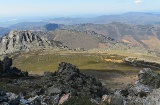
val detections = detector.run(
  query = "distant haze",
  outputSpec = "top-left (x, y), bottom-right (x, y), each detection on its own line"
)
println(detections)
top-left (0, 0), bottom-right (160, 17)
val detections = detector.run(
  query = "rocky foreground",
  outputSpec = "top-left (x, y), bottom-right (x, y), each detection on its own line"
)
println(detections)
top-left (0, 57), bottom-right (160, 105)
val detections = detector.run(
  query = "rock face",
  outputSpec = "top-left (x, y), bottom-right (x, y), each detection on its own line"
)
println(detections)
top-left (0, 56), bottom-right (28, 77)
top-left (0, 30), bottom-right (64, 55)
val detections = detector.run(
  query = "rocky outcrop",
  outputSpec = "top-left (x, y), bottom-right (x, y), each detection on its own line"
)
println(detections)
top-left (0, 56), bottom-right (28, 77)
top-left (0, 30), bottom-right (64, 55)
top-left (0, 62), bottom-right (107, 104)
top-left (48, 62), bottom-right (107, 99)
top-left (133, 68), bottom-right (160, 105)
top-left (102, 68), bottom-right (160, 105)
top-left (138, 68), bottom-right (160, 88)
top-left (124, 57), bottom-right (160, 69)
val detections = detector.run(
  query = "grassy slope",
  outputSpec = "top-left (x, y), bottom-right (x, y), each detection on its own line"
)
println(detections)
top-left (12, 51), bottom-right (144, 74)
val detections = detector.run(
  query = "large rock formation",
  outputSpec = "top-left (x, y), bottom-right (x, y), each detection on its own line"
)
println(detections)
top-left (0, 30), bottom-right (64, 55)
top-left (48, 62), bottom-right (107, 99)
top-left (0, 56), bottom-right (28, 77)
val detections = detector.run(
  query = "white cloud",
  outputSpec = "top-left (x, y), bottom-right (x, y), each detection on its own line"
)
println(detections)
top-left (135, 0), bottom-right (144, 4)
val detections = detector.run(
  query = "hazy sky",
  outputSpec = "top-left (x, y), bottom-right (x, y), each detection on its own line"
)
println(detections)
top-left (0, 0), bottom-right (160, 17)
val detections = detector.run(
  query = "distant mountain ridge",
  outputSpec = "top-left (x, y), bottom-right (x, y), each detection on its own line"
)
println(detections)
top-left (1, 12), bottom-right (160, 29)
top-left (8, 22), bottom-right (49, 30)
top-left (0, 27), bottom-right (10, 37)
top-left (48, 12), bottom-right (160, 25)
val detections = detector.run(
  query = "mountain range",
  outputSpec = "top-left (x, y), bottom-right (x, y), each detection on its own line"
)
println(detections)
top-left (1, 12), bottom-right (160, 55)
top-left (48, 12), bottom-right (160, 25)
top-left (60, 22), bottom-right (160, 50)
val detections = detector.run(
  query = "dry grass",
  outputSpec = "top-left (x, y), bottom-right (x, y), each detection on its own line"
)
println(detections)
top-left (12, 51), bottom-right (145, 74)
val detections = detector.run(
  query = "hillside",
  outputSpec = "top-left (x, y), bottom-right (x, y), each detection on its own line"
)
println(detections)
top-left (46, 30), bottom-right (101, 50)
top-left (61, 22), bottom-right (160, 50)
top-left (1, 22), bottom-right (160, 55)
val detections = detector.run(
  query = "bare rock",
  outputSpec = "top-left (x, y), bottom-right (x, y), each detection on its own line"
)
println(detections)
top-left (0, 30), bottom-right (64, 55)
top-left (52, 62), bottom-right (107, 99)
top-left (58, 93), bottom-right (71, 105)
top-left (138, 68), bottom-right (160, 88)
top-left (0, 56), bottom-right (28, 77)
top-left (144, 88), bottom-right (160, 105)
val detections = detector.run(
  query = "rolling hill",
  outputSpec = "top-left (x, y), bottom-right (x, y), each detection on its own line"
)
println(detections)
top-left (60, 22), bottom-right (160, 50)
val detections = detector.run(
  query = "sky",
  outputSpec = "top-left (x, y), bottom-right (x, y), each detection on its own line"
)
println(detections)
top-left (0, 0), bottom-right (160, 17)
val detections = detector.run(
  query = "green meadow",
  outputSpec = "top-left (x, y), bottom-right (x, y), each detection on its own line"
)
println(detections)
top-left (12, 52), bottom-right (142, 74)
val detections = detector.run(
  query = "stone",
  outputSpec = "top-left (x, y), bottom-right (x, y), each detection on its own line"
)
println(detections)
top-left (120, 89), bottom-right (129, 97)
top-left (134, 81), bottom-right (152, 94)
top-left (2, 57), bottom-right (12, 72)
top-left (47, 85), bottom-right (61, 95)
top-left (58, 93), bottom-right (71, 105)
top-left (52, 62), bottom-right (107, 100)
top-left (0, 57), bottom-right (28, 77)
top-left (57, 62), bottom-right (80, 74)
top-left (101, 95), bottom-right (112, 104)
top-left (111, 94), bottom-right (124, 105)
top-left (144, 88), bottom-right (160, 105)
top-left (138, 68), bottom-right (160, 88)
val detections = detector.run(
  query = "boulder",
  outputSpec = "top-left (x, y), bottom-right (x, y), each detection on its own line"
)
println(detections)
top-left (50, 62), bottom-right (107, 99)
top-left (58, 93), bottom-right (71, 105)
top-left (138, 68), bottom-right (160, 88)
top-left (0, 56), bottom-right (28, 77)
top-left (2, 57), bottom-right (12, 72)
